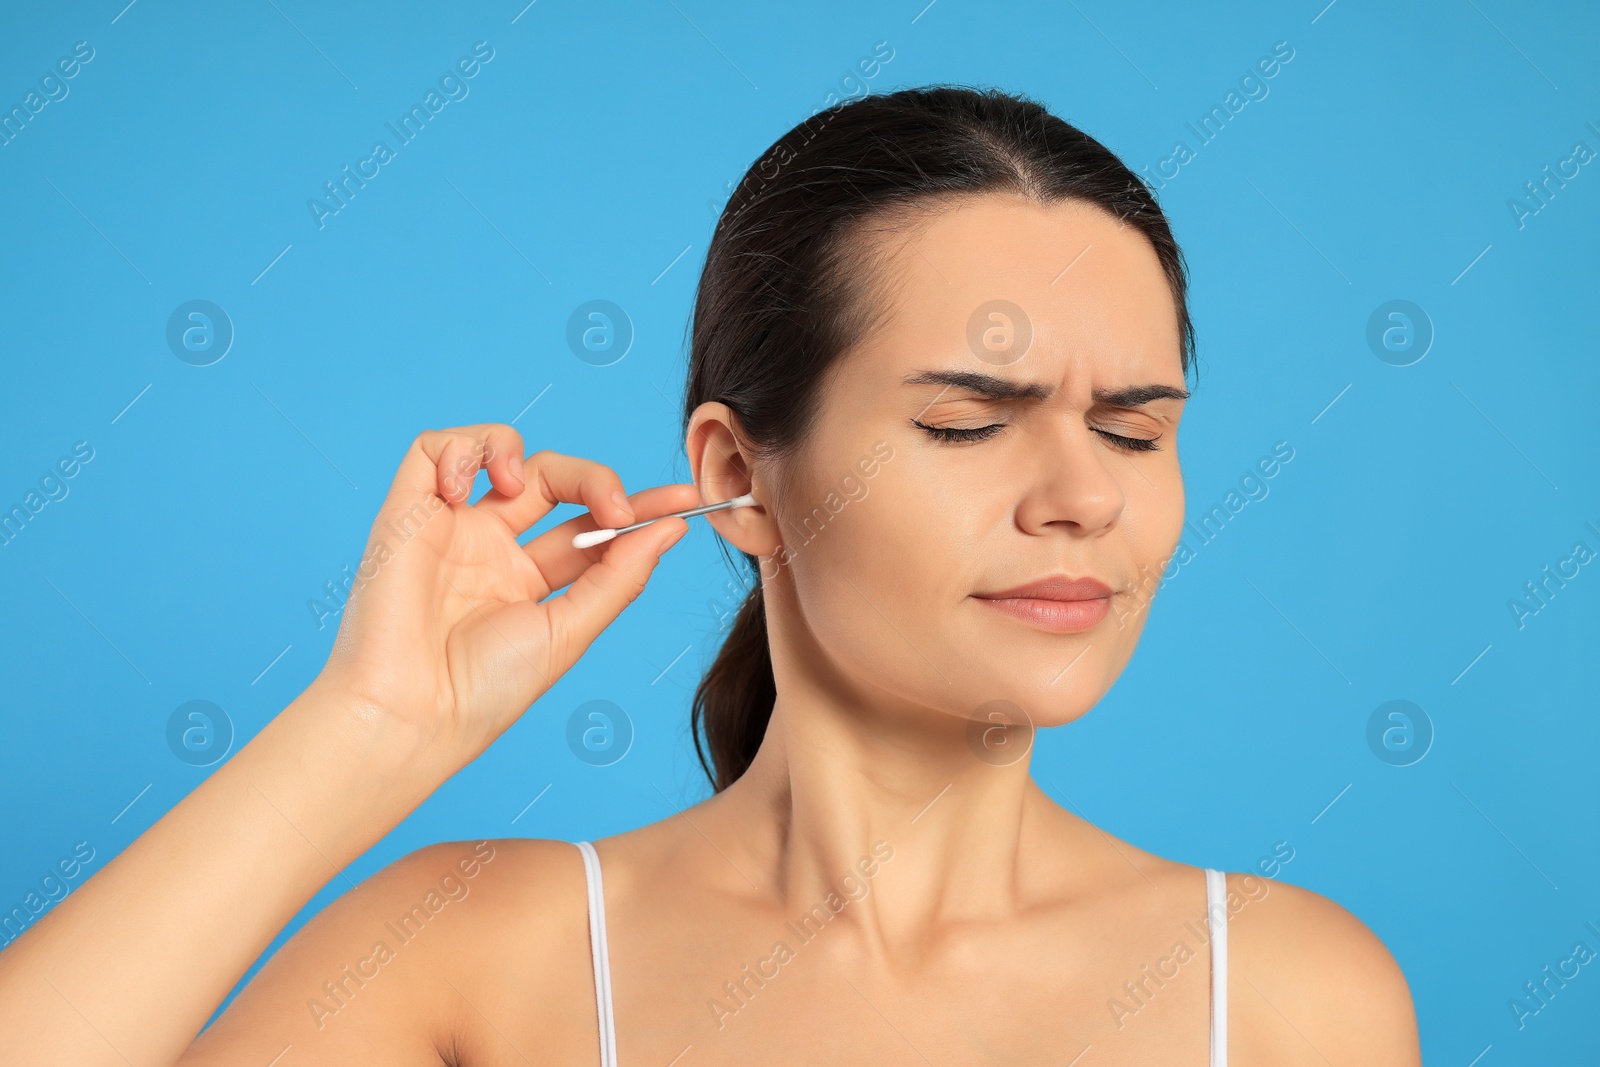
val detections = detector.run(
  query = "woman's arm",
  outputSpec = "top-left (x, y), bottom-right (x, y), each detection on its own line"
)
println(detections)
top-left (0, 424), bottom-right (695, 1066)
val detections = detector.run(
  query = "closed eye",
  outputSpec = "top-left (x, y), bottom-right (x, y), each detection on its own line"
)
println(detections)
top-left (912, 419), bottom-right (1161, 452)
top-left (1095, 429), bottom-right (1162, 452)
top-left (912, 419), bottom-right (1005, 443)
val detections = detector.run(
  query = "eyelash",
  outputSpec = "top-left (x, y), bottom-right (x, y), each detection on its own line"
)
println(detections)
top-left (911, 419), bottom-right (1162, 452)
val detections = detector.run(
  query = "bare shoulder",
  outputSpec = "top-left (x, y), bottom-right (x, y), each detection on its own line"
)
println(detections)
top-left (276, 836), bottom-right (590, 973)
top-left (383, 836), bottom-right (591, 965)
top-left (182, 837), bottom-right (594, 1065)
top-left (1226, 873), bottom-right (1421, 1067)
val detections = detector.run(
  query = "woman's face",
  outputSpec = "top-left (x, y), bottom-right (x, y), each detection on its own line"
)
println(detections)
top-left (701, 193), bottom-right (1189, 734)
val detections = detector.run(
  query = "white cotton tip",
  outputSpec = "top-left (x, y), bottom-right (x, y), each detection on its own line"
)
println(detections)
top-left (571, 528), bottom-right (618, 550)
top-left (729, 492), bottom-right (758, 508)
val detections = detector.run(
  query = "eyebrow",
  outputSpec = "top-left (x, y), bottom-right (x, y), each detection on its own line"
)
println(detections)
top-left (901, 369), bottom-right (1190, 407)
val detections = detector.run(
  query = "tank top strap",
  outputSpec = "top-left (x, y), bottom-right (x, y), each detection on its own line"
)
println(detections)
top-left (575, 841), bottom-right (618, 1067)
top-left (1204, 867), bottom-right (1228, 1067)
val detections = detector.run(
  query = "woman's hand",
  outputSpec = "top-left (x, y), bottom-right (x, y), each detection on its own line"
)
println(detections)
top-left (316, 422), bottom-right (699, 765)
top-left (0, 422), bottom-right (701, 1066)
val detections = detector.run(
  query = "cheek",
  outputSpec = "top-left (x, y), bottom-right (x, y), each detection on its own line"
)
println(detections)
top-left (775, 445), bottom-right (1183, 725)
top-left (784, 469), bottom-right (963, 695)
top-left (824, 461), bottom-right (974, 604)
top-left (1107, 447), bottom-right (1184, 556)
top-left (1137, 461), bottom-right (1186, 553)
top-left (1099, 460), bottom-right (1184, 649)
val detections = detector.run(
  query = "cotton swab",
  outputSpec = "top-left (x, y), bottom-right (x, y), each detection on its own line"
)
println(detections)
top-left (570, 492), bottom-right (759, 549)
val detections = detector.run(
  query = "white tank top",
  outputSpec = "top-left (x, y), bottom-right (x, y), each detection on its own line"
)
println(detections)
top-left (574, 841), bottom-right (1229, 1066)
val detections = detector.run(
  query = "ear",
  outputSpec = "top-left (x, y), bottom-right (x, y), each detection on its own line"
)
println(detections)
top-left (685, 401), bottom-right (782, 559)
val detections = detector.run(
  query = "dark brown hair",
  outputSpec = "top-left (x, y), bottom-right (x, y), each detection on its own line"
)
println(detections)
top-left (682, 85), bottom-right (1196, 792)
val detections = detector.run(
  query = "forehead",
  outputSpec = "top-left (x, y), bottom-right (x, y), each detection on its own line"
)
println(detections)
top-left (840, 193), bottom-right (1183, 392)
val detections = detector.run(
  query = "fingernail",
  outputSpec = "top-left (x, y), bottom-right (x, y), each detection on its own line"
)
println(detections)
top-left (611, 489), bottom-right (634, 521)
top-left (660, 523), bottom-right (687, 552)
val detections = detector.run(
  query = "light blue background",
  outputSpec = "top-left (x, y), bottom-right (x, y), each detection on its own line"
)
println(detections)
top-left (2, 0), bottom-right (1596, 1059)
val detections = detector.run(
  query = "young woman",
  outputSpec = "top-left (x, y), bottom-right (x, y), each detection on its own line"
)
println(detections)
top-left (0, 87), bottom-right (1421, 1066)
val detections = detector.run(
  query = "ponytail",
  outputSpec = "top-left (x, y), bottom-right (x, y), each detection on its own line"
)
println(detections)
top-left (690, 579), bottom-right (775, 792)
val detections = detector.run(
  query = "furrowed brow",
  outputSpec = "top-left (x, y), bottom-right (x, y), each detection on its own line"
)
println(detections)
top-left (902, 370), bottom-right (1189, 407)
top-left (1091, 384), bottom-right (1191, 407)
top-left (901, 369), bottom-right (1051, 401)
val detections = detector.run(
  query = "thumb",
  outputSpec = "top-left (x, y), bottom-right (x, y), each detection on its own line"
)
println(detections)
top-left (540, 517), bottom-right (689, 679)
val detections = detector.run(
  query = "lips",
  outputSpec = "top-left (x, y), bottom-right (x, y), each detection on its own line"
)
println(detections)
top-left (971, 575), bottom-right (1114, 634)
top-left (976, 576), bottom-right (1113, 601)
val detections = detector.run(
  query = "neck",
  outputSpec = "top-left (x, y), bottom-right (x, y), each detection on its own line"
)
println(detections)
top-left (710, 650), bottom-right (1059, 946)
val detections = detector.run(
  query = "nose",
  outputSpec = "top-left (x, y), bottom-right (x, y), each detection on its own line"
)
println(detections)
top-left (1013, 422), bottom-right (1127, 537)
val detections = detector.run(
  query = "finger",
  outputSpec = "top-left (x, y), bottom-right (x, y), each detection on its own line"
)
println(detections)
top-left (473, 449), bottom-right (637, 535)
top-left (539, 517), bottom-right (690, 678)
top-left (391, 424), bottom-right (525, 506)
top-left (522, 483), bottom-right (701, 594)
top-left (437, 425), bottom-right (526, 504)
top-left (481, 425), bottom-right (526, 496)
top-left (436, 434), bottom-right (482, 504)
